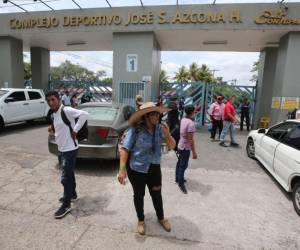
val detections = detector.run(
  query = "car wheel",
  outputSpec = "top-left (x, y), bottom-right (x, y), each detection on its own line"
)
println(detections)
top-left (246, 138), bottom-right (255, 159)
top-left (0, 116), bottom-right (4, 132)
top-left (292, 182), bottom-right (300, 216)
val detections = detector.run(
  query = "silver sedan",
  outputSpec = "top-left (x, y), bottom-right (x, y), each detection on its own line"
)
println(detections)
top-left (48, 102), bottom-right (135, 159)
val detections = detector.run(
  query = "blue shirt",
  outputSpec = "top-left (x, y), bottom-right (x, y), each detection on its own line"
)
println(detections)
top-left (123, 124), bottom-right (164, 173)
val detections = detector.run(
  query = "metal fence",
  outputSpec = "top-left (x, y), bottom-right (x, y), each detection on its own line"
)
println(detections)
top-left (160, 82), bottom-right (256, 127)
top-left (118, 82), bottom-right (151, 106)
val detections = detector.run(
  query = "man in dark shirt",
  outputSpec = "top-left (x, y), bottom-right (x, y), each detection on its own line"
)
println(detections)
top-left (240, 98), bottom-right (251, 131)
top-left (167, 95), bottom-right (180, 148)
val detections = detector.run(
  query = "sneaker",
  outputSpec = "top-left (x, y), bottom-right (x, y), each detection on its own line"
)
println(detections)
top-left (219, 142), bottom-right (228, 147)
top-left (54, 205), bottom-right (71, 219)
top-left (230, 142), bottom-right (239, 147)
top-left (159, 219), bottom-right (171, 232)
top-left (179, 184), bottom-right (188, 194)
top-left (137, 221), bottom-right (146, 235)
top-left (59, 193), bottom-right (78, 203)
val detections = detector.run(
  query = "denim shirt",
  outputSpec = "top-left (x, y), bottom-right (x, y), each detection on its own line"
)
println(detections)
top-left (122, 124), bottom-right (164, 174)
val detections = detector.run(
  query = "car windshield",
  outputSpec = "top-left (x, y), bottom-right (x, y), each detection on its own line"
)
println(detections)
top-left (80, 106), bottom-right (117, 122)
top-left (0, 90), bottom-right (8, 97)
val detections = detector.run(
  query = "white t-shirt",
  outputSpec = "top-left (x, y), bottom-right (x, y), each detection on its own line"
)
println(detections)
top-left (53, 105), bottom-right (88, 152)
top-left (61, 94), bottom-right (71, 106)
top-left (296, 109), bottom-right (300, 119)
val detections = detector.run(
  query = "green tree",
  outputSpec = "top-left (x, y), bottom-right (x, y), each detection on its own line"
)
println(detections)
top-left (250, 61), bottom-right (259, 83)
top-left (49, 60), bottom-right (107, 82)
top-left (159, 69), bottom-right (169, 84)
top-left (101, 77), bottom-right (112, 86)
top-left (174, 66), bottom-right (189, 83)
top-left (189, 62), bottom-right (199, 81)
top-left (196, 64), bottom-right (213, 82)
top-left (24, 62), bottom-right (31, 80)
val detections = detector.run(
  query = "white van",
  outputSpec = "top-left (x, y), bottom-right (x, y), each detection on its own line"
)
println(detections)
top-left (0, 88), bottom-right (51, 131)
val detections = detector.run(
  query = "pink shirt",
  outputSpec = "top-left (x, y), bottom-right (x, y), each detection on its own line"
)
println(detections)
top-left (208, 102), bottom-right (225, 121)
top-left (178, 118), bottom-right (196, 150)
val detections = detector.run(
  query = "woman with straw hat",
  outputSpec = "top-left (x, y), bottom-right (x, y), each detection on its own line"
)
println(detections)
top-left (118, 102), bottom-right (176, 235)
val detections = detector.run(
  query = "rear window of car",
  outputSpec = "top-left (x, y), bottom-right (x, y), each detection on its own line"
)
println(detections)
top-left (0, 90), bottom-right (8, 97)
top-left (28, 91), bottom-right (42, 100)
top-left (80, 106), bottom-right (117, 122)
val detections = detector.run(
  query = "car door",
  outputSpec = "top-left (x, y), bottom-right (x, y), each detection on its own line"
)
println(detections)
top-left (274, 124), bottom-right (300, 190)
top-left (259, 122), bottom-right (295, 173)
top-left (27, 91), bottom-right (45, 119)
top-left (4, 91), bottom-right (29, 123)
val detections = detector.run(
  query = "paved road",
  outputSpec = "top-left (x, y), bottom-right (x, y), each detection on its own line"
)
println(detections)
top-left (0, 122), bottom-right (300, 249)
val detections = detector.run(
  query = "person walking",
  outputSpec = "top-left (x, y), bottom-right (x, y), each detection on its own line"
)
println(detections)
top-left (135, 95), bottom-right (144, 111)
top-left (46, 91), bottom-right (88, 219)
top-left (219, 96), bottom-right (239, 147)
top-left (71, 94), bottom-right (79, 108)
top-left (61, 91), bottom-right (71, 106)
top-left (167, 95), bottom-right (180, 148)
top-left (175, 105), bottom-right (198, 194)
top-left (117, 102), bottom-right (176, 235)
top-left (240, 98), bottom-right (251, 131)
top-left (208, 96), bottom-right (225, 141)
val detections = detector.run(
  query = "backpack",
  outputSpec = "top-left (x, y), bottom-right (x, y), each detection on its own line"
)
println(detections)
top-left (61, 107), bottom-right (88, 145)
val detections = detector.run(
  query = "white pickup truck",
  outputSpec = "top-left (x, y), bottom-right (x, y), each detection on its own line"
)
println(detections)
top-left (0, 88), bottom-right (51, 131)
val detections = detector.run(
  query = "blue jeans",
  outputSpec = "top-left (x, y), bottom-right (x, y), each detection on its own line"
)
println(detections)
top-left (220, 121), bottom-right (237, 143)
top-left (60, 149), bottom-right (78, 207)
top-left (176, 149), bottom-right (191, 186)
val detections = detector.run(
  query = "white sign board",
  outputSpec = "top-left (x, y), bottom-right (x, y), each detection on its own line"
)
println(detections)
top-left (142, 76), bottom-right (152, 82)
top-left (126, 54), bottom-right (138, 72)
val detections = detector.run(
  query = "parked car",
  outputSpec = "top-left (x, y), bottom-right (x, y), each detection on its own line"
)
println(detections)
top-left (48, 102), bottom-right (135, 160)
top-left (0, 88), bottom-right (51, 131)
top-left (246, 120), bottom-right (300, 215)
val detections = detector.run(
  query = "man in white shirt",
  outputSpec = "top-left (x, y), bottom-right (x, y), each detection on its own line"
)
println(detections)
top-left (61, 91), bottom-right (71, 106)
top-left (46, 91), bottom-right (88, 219)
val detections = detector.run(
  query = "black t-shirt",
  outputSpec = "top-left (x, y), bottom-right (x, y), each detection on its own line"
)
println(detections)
top-left (167, 102), bottom-right (179, 128)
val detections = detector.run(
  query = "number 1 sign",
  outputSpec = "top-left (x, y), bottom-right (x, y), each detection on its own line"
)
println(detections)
top-left (126, 54), bottom-right (138, 72)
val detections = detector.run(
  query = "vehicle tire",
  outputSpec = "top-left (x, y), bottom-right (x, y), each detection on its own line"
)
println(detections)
top-left (292, 182), bottom-right (300, 216)
top-left (0, 116), bottom-right (4, 132)
top-left (46, 110), bottom-right (53, 124)
top-left (246, 138), bottom-right (256, 159)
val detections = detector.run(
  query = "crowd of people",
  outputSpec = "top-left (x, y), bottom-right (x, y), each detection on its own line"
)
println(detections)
top-left (60, 90), bottom-right (92, 108)
top-left (46, 90), bottom-right (249, 236)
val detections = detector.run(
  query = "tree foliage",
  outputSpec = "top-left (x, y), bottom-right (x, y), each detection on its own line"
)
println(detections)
top-left (24, 62), bottom-right (31, 80)
top-left (50, 60), bottom-right (107, 82)
top-left (159, 69), bottom-right (169, 84)
top-left (250, 61), bottom-right (259, 83)
top-left (174, 66), bottom-right (189, 83)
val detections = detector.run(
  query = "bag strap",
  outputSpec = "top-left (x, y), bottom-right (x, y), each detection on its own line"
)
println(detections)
top-left (61, 107), bottom-right (77, 147)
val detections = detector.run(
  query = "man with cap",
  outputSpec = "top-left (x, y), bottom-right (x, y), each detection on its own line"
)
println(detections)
top-left (135, 95), bottom-right (143, 110)
top-left (167, 95), bottom-right (180, 148)
top-left (208, 96), bottom-right (225, 141)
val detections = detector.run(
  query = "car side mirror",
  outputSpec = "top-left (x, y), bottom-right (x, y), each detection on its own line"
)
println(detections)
top-left (258, 128), bottom-right (266, 134)
top-left (4, 97), bottom-right (14, 103)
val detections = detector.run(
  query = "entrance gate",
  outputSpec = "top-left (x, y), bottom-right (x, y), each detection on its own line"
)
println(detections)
top-left (160, 82), bottom-right (256, 127)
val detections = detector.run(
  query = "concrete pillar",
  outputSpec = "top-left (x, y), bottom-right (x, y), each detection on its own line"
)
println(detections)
top-left (30, 47), bottom-right (50, 92)
top-left (112, 32), bottom-right (161, 103)
top-left (0, 37), bottom-right (24, 88)
top-left (270, 32), bottom-right (300, 124)
top-left (253, 47), bottom-right (278, 128)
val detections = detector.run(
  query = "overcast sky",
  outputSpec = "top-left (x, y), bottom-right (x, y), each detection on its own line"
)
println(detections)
top-left (36, 50), bottom-right (259, 86)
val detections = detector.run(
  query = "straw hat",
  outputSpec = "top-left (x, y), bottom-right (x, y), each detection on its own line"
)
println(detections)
top-left (129, 102), bottom-right (170, 125)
